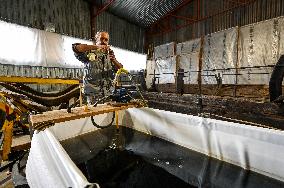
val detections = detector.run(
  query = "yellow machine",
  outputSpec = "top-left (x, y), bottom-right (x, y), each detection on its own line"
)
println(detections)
top-left (0, 69), bottom-right (147, 163)
top-left (0, 76), bottom-right (80, 163)
top-left (0, 94), bottom-right (20, 161)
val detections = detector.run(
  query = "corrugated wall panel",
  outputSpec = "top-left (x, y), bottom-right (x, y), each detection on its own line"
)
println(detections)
top-left (95, 11), bottom-right (145, 53)
top-left (0, 0), bottom-right (91, 39)
top-left (148, 0), bottom-right (284, 47)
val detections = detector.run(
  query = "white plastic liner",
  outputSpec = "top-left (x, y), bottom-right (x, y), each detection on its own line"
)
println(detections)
top-left (155, 56), bottom-right (176, 84)
top-left (203, 28), bottom-right (237, 84)
top-left (122, 108), bottom-right (284, 182)
top-left (147, 16), bottom-right (284, 86)
top-left (177, 38), bottom-right (200, 84)
top-left (238, 18), bottom-right (282, 84)
top-left (176, 38), bottom-right (200, 55)
top-left (145, 60), bottom-right (156, 88)
top-left (154, 42), bottom-right (175, 59)
top-left (26, 115), bottom-right (112, 188)
top-left (0, 20), bottom-right (90, 68)
top-left (26, 129), bottom-right (95, 188)
top-left (279, 17), bottom-right (284, 58)
top-left (179, 54), bottom-right (199, 84)
top-left (26, 108), bottom-right (284, 187)
top-left (0, 20), bottom-right (146, 70)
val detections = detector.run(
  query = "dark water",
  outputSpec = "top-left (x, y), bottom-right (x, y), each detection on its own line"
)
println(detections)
top-left (78, 148), bottom-right (193, 188)
top-left (61, 127), bottom-right (284, 188)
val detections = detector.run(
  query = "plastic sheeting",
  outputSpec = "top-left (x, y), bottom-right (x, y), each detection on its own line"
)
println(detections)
top-left (176, 38), bottom-right (200, 55)
top-left (145, 60), bottom-right (156, 88)
top-left (147, 16), bottom-right (284, 86)
top-left (26, 108), bottom-right (284, 187)
top-left (0, 20), bottom-right (146, 70)
top-left (203, 28), bottom-right (237, 84)
top-left (26, 114), bottom-right (113, 188)
top-left (0, 20), bottom-right (91, 68)
top-left (177, 38), bottom-right (200, 84)
top-left (178, 54), bottom-right (199, 84)
top-left (238, 18), bottom-right (283, 84)
top-left (155, 57), bottom-right (176, 84)
top-left (122, 108), bottom-right (284, 182)
top-left (154, 42), bottom-right (175, 59)
top-left (26, 130), bottom-right (96, 188)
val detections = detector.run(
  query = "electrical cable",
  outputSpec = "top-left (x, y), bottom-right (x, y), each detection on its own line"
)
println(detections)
top-left (90, 95), bottom-right (115, 129)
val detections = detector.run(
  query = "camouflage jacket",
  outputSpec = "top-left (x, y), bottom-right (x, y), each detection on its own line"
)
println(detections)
top-left (72, 43), bottom-right (117, 85)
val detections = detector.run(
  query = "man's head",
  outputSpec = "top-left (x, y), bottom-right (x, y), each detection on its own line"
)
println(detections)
top-left (95, 31), bottom-right (109, 46)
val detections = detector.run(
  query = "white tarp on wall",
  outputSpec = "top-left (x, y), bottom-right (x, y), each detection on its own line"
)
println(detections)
top-left (203, 28), bottom-right (237, 84)
top-left (179, 54), bottom-right (199, 84)
top-left (155, 57), bottom-right (176, 84)
top-left (177, 38), bottom-right (200, 84)
top-left (0, 20), bottom-right (90, 68)
top-left (0, 20), bottom-right (146, 70)
top-left (148, 16), bottom-right (284, 86)
top-left (145, 60), bottom-right (156, 88)
top-left (154, 42), bottom-right (175, 59)
top-left (279, 17), bottom-right (284, 58)
top-left (238, 17), bottom-right (283, 84)
top-left (176, 38), bottom-right (200, 55)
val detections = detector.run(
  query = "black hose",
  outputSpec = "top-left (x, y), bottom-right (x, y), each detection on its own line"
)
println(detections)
top-left (0, 83), bottom-right (80, 107)
top-left (90, 95), bottom-right (115, 129)
top-left (12, 83), bottom-right (78, 97)
top-left (91, 112), bottom-right (115, 129)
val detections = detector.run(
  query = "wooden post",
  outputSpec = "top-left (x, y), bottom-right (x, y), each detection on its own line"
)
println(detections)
top-left (176, 55), bottom-right (183, 94)
top-left (198, 36), bottom-right (204, 113)
top-left (233, 26), bottom-right (240, 97)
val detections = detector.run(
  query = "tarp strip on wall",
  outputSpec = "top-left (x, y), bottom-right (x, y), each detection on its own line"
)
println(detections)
top-left (147, 16), bottom-right (284, 86)
top-left (203, 28), bottom-right (237, 84)
top-left (177, 38), bottom-right (200, 84)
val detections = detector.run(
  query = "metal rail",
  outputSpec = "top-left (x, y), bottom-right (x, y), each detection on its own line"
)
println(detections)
top-left (0, 76), bottom-right (79, 85)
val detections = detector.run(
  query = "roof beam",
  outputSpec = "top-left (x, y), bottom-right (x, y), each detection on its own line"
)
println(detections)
top-left (94, 0), bottom-right (115, 17)
top-left (147, 0), bottom-right (256, 37)
top-left (150, 0), bottom-right (194, 27)
top-left (168, 14), bottom-right (196, 22)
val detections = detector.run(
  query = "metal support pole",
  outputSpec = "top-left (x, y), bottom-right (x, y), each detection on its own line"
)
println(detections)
top-left (233, 26), bottom-right (240, 97)
top-left (28, 113), bottom-right (34, 140)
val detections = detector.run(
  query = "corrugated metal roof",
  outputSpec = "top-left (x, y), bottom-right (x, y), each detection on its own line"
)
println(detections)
top-left (92, 0), bottom-right (184, 27)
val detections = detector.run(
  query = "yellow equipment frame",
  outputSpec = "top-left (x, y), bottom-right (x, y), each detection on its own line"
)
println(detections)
top-left (0, 76), bottom-right (79, 85)
top-left (0, 76), bottom-right (80, 162)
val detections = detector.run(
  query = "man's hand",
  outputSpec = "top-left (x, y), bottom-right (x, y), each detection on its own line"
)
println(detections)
top-left (109, 49), bottom-right (116, 61)
top-left (96, 45), bottom-right (110, 53)
top-left (108, 49), bottom-right (123, 69)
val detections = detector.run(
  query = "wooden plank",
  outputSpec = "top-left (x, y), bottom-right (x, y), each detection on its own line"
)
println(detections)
top-left (11, 135), bottom-right (31, 151)
top-left (30, 103), bottom-right (138, 127)
top-left (0, 135), bottom-right (31, 154)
